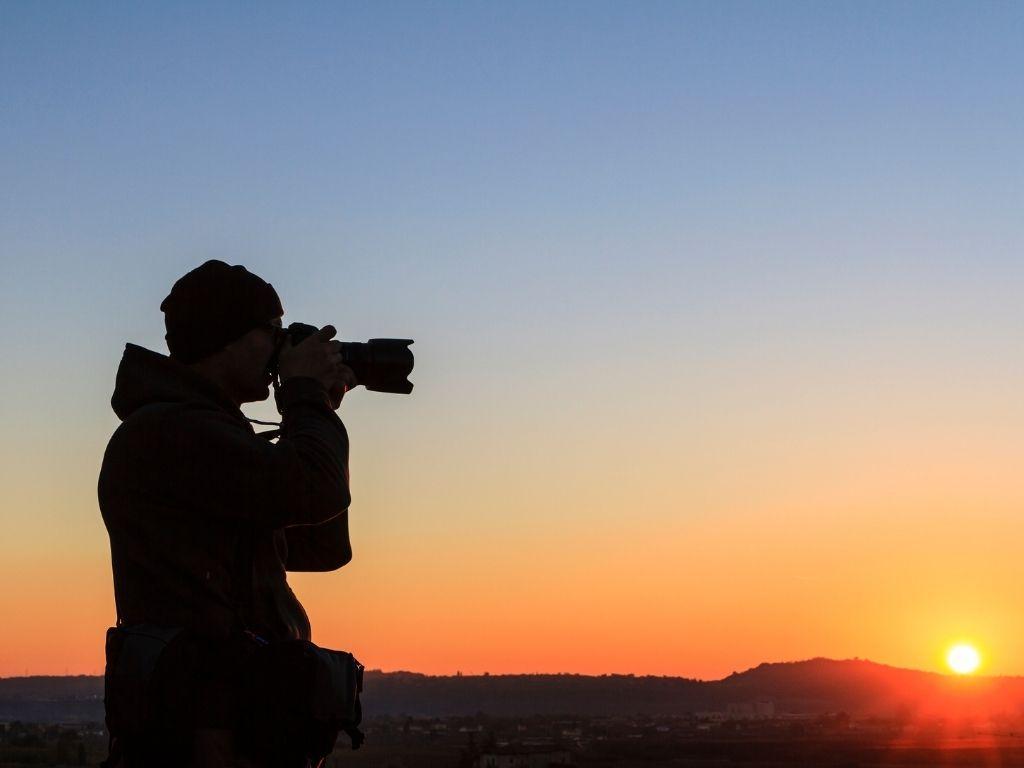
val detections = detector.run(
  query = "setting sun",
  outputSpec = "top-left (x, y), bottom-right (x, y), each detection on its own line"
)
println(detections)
top-left (947, 644), bottom-right (982, 675)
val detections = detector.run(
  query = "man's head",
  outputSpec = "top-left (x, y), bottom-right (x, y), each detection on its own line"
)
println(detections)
top-left (161, 260), bottom-right (284, 405)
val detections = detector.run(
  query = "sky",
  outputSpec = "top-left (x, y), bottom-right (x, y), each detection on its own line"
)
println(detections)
top-left (1, 1), bottom-right (1023, 680)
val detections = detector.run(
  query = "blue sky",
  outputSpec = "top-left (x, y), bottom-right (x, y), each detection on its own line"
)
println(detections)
top-left (5, 0), bottom-right (1021, 422)
top-left (5, 1), bottom-right (1021, 390)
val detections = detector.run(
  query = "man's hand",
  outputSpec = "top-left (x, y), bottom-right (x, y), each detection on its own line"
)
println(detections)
top-left (277, 325), bottom-right (358, 409)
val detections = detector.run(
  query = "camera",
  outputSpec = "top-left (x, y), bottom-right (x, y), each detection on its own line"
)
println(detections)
top-left (280, 322), bottom-right (414, 394)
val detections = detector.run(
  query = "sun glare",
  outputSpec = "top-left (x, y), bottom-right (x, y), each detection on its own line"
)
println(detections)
top-left (947, 644), bottom-right (981, 675)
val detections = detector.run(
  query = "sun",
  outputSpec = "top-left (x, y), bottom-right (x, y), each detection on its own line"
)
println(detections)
top-left (947, 643), bottom-right (981, 675)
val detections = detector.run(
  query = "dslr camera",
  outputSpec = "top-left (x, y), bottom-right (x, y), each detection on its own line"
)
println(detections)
top-left (274, 322), bottom-right (414, 394)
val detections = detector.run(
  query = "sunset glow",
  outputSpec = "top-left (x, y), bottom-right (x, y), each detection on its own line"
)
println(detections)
top-left (947, 644), bottom-right (981, 675)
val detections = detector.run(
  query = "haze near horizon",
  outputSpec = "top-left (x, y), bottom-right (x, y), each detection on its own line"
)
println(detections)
top-left (2, 2), bottom-right (1023, 680)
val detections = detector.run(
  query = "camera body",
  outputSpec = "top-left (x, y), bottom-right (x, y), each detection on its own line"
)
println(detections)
top-left (284, 322), bottom-right (414, 394)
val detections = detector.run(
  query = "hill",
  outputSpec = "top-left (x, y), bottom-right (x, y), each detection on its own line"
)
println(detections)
top-left (3, 658), bottom-right (1023, 722)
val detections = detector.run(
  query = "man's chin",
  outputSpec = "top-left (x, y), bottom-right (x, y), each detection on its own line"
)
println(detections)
top-left (241, 384), bottom-right (272, 404)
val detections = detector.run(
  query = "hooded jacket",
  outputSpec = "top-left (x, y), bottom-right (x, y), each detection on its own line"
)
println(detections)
top-left (98, 344), bottom-right (352, 642)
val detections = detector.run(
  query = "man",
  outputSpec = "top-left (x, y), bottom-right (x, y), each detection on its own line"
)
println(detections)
top-left (98, 260), bottom-right (357, 766)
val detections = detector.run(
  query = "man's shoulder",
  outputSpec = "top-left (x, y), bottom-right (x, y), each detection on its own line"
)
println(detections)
top-left (112, 400), bottom-right (248, 445)
top-left (115, 401), bottom-right (193, 434)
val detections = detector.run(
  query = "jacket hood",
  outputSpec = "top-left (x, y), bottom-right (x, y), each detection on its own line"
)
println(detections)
top-left (111, 343), bottom-right (243, 422)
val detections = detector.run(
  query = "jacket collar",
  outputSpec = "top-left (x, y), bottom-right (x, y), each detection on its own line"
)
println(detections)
top-left (110, 343), bottom-right (248, 426)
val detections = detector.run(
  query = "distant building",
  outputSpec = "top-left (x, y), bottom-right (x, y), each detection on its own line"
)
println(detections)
top-left (476, 747), bottom-right (572, 768)
top-left (726, 700), bottom-right (775, 719)
top-left (695, 711), bottom-right (728, 722)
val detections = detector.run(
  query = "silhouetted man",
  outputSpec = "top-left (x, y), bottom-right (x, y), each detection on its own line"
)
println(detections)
top-left (99, 261), bottom-right (357, 767)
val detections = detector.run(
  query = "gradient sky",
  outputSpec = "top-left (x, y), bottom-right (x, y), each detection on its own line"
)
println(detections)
top-left (2, 1), bottom-right (1023, 680)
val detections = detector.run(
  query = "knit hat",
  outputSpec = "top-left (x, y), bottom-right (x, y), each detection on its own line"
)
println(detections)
top-left (160, 260), bottom-right (284, 363)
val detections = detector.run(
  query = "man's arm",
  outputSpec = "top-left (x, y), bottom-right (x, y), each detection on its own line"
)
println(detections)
top-left (117, 377), bottom-right (349, 529)
top-left (284, 512), bottom-right (352, 572)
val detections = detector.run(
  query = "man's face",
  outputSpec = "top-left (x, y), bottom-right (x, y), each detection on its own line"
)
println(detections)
top-left (221, 317), bottom-right (284, 404)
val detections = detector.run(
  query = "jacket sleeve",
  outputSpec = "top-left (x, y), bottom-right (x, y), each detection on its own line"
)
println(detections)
top-left (284, 511), bottom-right (353, 572)
top-left (122, 377), bottom-right (350, 529)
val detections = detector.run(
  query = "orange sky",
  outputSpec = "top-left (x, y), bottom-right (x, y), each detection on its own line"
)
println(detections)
top-left (3, 370), bottom-right (1023, 679)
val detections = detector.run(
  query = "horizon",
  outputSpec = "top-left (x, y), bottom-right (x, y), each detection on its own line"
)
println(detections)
top-left (3, 2), bottom-right (1024, 682)
top-left (0, 655), bottom-right (1012, 684)
top-left (10, 654), bottom-right (1024, 727)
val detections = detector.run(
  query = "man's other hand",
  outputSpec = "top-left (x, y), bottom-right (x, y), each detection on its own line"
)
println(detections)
top-left (278, 325), bottom-right (358, 409)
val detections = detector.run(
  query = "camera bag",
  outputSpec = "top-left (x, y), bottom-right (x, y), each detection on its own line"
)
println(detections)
top-left (102, 622), bottom-right (199, 766)
top-left (230, 522), bottom-right (365, 764)
top-left (234, 636), bottom-right (364, 765)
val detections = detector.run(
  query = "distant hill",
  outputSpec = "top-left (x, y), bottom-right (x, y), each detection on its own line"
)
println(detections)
top-left (3, 659), bottom-right (1024, 723)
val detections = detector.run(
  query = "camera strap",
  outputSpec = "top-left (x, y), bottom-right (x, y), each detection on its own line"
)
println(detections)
top-left (246, 416), bottom-right (281, 442)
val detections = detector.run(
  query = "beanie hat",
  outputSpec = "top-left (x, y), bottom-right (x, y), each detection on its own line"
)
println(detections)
top-left (160, 260), bottom-right (284, 363)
